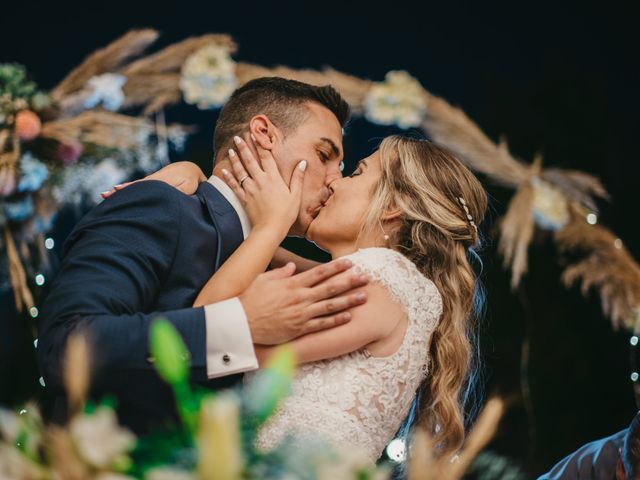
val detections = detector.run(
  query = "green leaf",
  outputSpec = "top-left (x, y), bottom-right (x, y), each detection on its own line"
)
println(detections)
top-left (149, 318), bottom-right (190, 386)
top-left (243, 346), bottom-right (295, 424)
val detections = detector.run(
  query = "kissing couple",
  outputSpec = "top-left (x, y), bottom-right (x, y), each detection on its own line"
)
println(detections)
top-left (38, 77), bottom-right (487, 463)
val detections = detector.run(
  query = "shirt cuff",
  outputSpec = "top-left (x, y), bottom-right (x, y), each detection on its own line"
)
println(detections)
top-left (204, 297), bottom-right (259, 379)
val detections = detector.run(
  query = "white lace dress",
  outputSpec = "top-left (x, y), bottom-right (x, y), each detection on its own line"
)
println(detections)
top-left (246, 247), bottom-right (443, 462)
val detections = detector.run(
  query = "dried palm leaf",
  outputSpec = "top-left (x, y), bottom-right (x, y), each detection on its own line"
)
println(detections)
top-left (120, 72), bottom-right (181, 114)
top-left (556, 209), bottom-right (640, 330)
top-left (498, 182), bottom-right (536, 289)
top-left (407, 398), bottom-right (504, 480)
top-left (421, 95), bottom-right (531, 188)
top-left (122, 34), bottom-right (236, 76)
top-left (50, 29), bottom-right (159, 102)
top-left (407, 428), bottom-right (438, 480)
top-left (236, 63), bottom-right (373, 111)
top-left (46, 426), bottom-right (89, 480)
top-left (64, 332), bottom-right (90, 417)
top-left (41, 111), bottom-right (154, 150)
top-left (4, 227), bottom-right (34, 312)
top-left (541, 168), bottom-right (609, 211)
top-left (0, 134), bottom-right (20, 170)
top-left (442, 398), bottom-right (504, 480)
top-left (116, 34), bottom-right (235, 114)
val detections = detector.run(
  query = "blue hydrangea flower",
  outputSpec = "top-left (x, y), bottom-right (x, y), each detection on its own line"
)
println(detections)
top-left (4, 196), bottom-right (34, 222)
top-left (18, 153), bottom-right (49, 193)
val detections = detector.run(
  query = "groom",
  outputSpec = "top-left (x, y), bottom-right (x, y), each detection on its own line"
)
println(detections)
top-left (37, 77), bottom-right (367, 433)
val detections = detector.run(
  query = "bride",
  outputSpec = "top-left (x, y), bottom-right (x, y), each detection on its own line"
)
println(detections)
top-left (133, 134), bottom-right (487, 462)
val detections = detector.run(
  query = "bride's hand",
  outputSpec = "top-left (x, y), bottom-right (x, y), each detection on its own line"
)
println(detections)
top-left (222, 135), bottom-right (306, 238)
top-left (100, 161), bottom-right (207, 199)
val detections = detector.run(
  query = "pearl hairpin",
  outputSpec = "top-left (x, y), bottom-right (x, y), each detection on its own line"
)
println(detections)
top-left (458, 197), bottom-right (478, 234)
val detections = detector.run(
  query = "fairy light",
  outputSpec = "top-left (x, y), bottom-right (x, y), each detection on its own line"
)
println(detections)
top-left (35, 274), bottom-right (45, 286)
top-left (29, 306), bottom-right (39, 318)
top-left (44, 237), bottom-right (55, 250)
top-left (632, 372), bottom-right (639, 382)
top-left (386, 438), bottom-right (406, 462)
top-left (586, 213), bottom-right (598, 225)
top-left (614, 238), bottom-right (623, 249)
top-left (632, 336), bottom-right (639, 346)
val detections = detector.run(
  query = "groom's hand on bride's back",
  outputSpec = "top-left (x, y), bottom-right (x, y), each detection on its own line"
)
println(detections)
top-left (239, 259), bottom-right (369, 345)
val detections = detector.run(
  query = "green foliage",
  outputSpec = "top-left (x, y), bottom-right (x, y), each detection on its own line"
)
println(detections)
top-left (0, 63), bottom-right (50, 124)
top-left (243, 346), bottom-right (295, 425)
top-left (466, 451), bottom-right (526, 480)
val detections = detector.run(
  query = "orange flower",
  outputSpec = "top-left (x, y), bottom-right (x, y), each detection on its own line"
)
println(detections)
top-left (15, 110), bottom-right (41, 141)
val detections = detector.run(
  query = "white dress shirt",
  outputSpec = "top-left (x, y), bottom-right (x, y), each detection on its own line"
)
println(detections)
top-left (204, 175), bottom-right (259, 378)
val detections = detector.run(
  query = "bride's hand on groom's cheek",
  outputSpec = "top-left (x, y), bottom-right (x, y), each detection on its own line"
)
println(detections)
top-left (239, 258), bottom-right (369, 345)
top-left (100, 161), bottom-right (207, 199)
top-left (222, 135), bottom-right (305, 237)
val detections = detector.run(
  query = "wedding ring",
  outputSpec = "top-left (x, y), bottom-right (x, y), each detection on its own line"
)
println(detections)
top-left (239, 175), bottom-right (249, 187)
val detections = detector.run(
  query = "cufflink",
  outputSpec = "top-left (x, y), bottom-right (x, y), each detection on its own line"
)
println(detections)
top-left (222, 354), bottom-right (231, 365)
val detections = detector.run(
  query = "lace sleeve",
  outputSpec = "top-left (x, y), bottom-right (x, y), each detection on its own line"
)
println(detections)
top-left (342, 247), bottom-right (443, 336)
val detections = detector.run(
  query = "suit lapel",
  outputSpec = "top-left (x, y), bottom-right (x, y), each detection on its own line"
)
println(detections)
top-left (196, 182), bottom-right (244, 270)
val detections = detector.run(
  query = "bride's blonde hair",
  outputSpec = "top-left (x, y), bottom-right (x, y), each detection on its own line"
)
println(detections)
top-left (358, 135), bottom-right (488, 457)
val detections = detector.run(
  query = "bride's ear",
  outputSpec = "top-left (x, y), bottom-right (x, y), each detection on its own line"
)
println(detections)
top-left (248, 115), bottom-right (280, 150)
top-left (381, 207), bottom-right (403, 221)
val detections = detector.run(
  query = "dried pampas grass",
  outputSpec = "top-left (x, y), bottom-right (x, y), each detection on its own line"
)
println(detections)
top-left (120, 34), bottom-right (236, 114)
top-left (41, 111), bottom-right (154, 150)
top-left (421, 95), bottom-right (531, 188)
top-left (556, 209), bottom-right (640, 330)
top-left (64, 332), bottom-right (91, 417)
top-left (408, 397), bottom-right (504, 480)
top-left (236, 63), bottom-right (373, 111)
top-left (4, 227), bottom-right (34, 313)
top-left (50, 29), bottom-right (160, 102)
top-left (541, 168), bottom-right (609, 212)
top-left (498, 182), bottom-right (536, 289)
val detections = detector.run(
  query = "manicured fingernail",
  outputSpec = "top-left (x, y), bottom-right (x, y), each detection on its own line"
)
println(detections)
top-left (228, 148), bottom-right (236, 157)
top-left (100, 191), bottom-right (110, 197)
top-left (298, 160), bottom-right (307, 172)
top-left (359, 274), bottom-right (368, 282)
top-left (221, 169), bottom-right (230, 176)
top-left (233, 136), bottom-right (242, 145)
top-left (340, 312), bottom-right (351, 321)
top-left (356, 293), bottom-right (366, 302)
top-left (114, 184), bottom-right (123, 189)
top-left (250, 133), bottom-right (257, 142)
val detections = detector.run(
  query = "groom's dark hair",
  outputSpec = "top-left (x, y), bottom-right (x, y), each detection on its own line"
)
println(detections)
top-left (213, 77), bottom-right (350, 154)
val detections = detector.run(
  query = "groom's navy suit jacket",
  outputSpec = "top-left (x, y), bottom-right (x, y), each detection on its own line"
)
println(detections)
top-left (37, 180), bottom-right (244, 433)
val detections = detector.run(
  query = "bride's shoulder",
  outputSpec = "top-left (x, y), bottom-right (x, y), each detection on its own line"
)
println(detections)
top-left (341, 248), bottom-right (442, 308)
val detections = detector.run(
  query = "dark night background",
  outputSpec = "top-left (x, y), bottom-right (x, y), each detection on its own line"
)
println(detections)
top-left (1, 0), bottom-right (639, 477)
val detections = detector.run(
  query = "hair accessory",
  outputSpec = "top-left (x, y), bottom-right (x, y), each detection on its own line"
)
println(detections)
top-left (458, 197), bottom-right (478, 235)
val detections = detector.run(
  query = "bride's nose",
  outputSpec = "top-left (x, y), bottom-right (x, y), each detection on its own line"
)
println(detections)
top-left (328, 178), bottom-right (340, 196)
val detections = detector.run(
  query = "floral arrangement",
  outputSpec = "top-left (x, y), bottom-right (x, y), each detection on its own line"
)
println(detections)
top-left (364, 70), bottom-right (428, 129)
top-left (4, 28), bottom-right (637, 334)
top-left (0, 31), bottom-right (239, 318)
top-left (180, 44), bottom-right (237, 110)
top-left (0, 319), bottom-right (518, 480)
top-left (0, 320), bottom-right (390, 480)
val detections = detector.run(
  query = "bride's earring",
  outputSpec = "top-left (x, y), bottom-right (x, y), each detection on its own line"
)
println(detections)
top-left (379, 219), bottom-right (390, 243)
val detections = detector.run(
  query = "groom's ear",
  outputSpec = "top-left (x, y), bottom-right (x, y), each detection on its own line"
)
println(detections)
top-left (248, 115), bottom-right (280, 150)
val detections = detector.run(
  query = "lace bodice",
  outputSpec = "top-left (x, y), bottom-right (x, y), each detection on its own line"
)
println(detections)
top-left (246, 247), bottom-right (443, 462)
